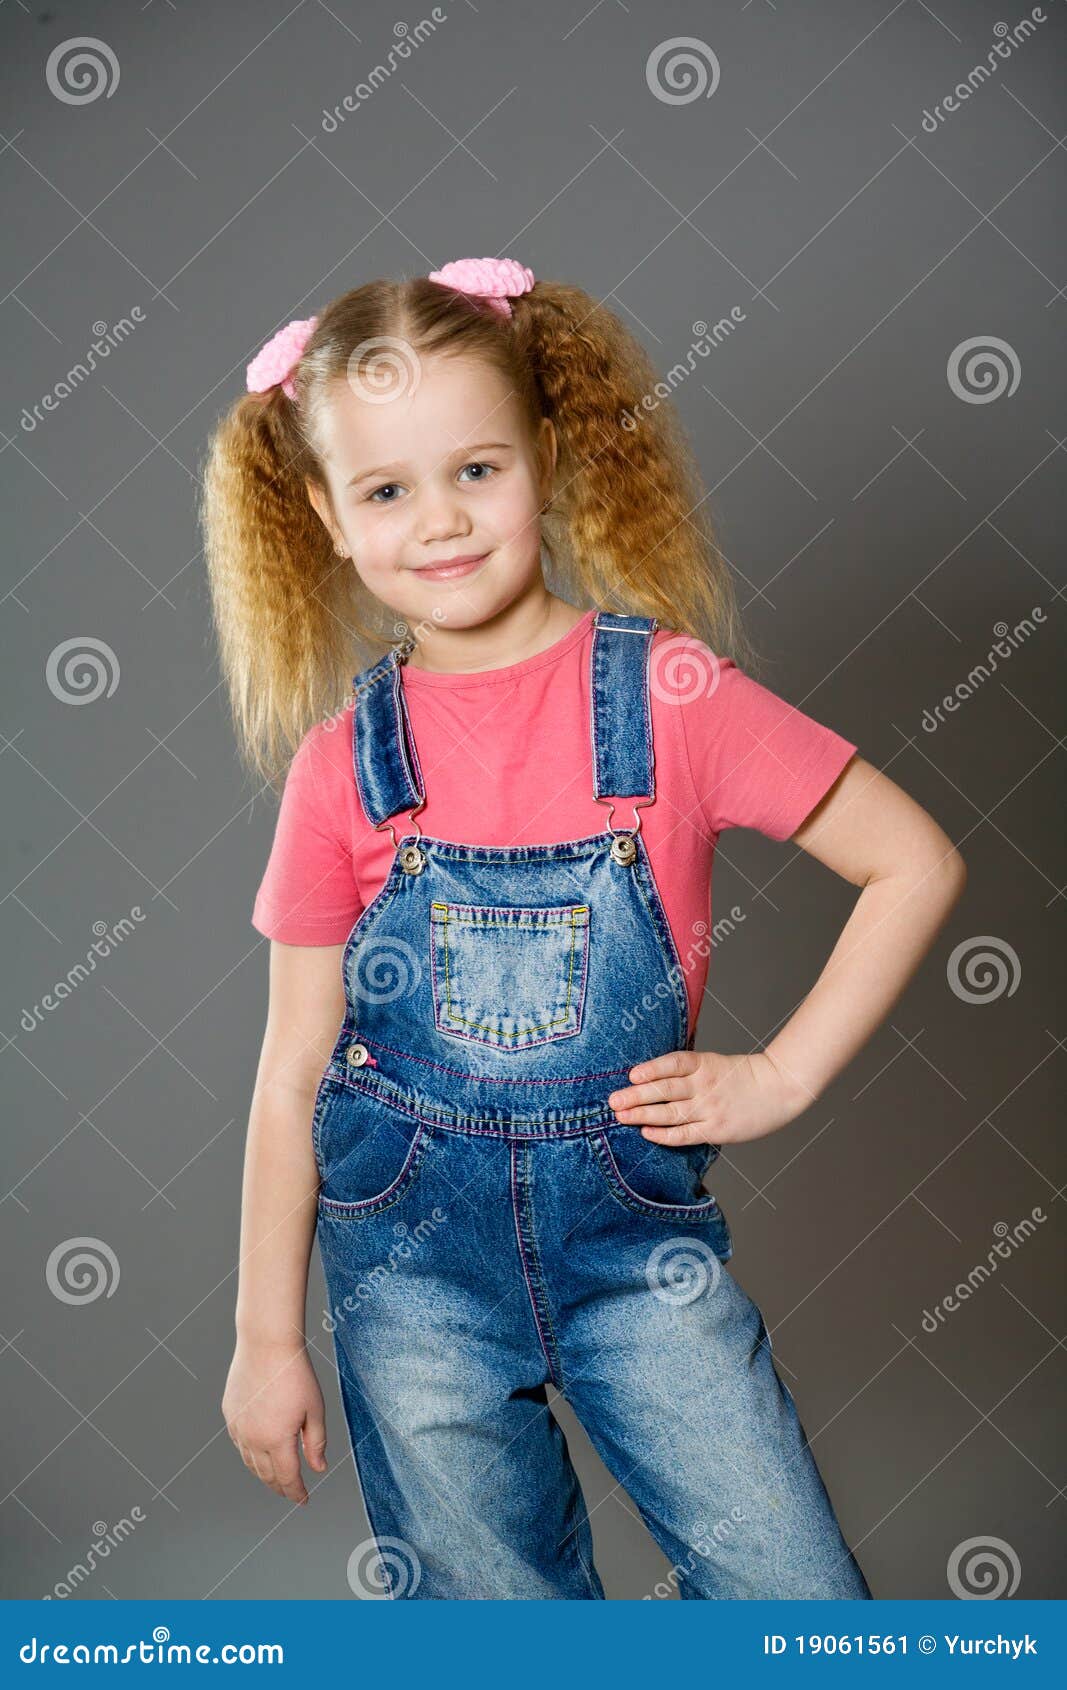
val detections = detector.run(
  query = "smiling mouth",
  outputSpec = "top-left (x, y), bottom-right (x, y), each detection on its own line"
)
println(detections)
top-left (409, 551), bottom-right (490, 580)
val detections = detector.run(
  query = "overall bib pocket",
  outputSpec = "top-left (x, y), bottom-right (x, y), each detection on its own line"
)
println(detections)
top-left (429, 899), bottom-right (590, 1052)
top-left (590, 1127), bottom-right (727, 1224)
top-left (313, 1079), bottom-right (433, 1217)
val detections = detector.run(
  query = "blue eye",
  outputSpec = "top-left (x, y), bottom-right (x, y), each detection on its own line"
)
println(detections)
top-left (365, 462), bottom-right (497, 503)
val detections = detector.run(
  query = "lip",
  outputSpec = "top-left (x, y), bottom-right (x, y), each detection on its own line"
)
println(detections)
top-left (409, 550), bottom-right (490, 581)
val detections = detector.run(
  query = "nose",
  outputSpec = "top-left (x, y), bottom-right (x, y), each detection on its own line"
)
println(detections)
top-left (412, 478), bottom-right (471, 546)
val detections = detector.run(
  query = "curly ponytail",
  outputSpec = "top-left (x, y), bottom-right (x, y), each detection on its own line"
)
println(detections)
top-left (200, 271), bottom-right (752, 785)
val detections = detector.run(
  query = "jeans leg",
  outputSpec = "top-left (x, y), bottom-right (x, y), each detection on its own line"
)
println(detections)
top-left (316, 1124), bottom-right (605, 1599)
top-left (545, 1138), bottom-right (873, 1600)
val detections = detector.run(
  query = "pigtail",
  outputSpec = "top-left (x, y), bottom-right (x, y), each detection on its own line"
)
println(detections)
top-left (516, 284), bottom-right (754, 669)
top-left (199, 390), bottom-right (372, 788)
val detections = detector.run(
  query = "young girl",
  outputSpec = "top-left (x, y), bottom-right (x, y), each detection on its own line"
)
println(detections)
top-left (203, 255), bottom-right (965, 1601)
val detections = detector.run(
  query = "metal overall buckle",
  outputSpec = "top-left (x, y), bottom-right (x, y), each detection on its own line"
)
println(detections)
top-left (596, 796), bottom-right (653, 866)
top-left (375, 800), bottom-right (427, 871)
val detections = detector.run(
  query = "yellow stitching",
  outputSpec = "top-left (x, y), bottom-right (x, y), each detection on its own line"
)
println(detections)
top-left (433, 903), bottom-right (589, 1038)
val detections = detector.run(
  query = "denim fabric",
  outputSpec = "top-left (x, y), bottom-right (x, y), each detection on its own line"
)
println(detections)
top-left (312, 613), bottom-right (873, 1600)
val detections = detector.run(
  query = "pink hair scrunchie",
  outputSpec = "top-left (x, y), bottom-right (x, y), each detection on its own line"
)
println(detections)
top-left (426, 256), bottom-right (535, 318)
top-left (246, 315), bottom-right (319, 401)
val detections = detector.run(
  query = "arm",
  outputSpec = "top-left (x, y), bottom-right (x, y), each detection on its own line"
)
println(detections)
top-left (607, 756), bottom-right (968, 1144)
top-left (222, 940), bottom-right (346, 1504)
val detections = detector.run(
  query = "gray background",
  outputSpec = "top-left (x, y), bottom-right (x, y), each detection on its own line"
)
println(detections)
top-left (2, 0), bottom-right (1063, 1602)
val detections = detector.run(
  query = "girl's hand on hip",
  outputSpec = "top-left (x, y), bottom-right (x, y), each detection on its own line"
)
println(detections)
top-left (222, 1338), bottom-right (328, 1506)
top-left (607, 1050), bottom-right (806, 1147)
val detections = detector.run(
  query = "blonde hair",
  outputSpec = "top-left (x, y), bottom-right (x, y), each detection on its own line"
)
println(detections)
top-left (199, 274), bottom-right (756, 787)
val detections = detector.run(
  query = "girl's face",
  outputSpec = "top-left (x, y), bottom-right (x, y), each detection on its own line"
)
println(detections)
top-left (307, 352), bottom-right (556, 633)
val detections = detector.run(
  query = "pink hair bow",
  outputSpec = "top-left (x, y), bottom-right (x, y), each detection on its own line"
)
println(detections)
top-left (426, 256), bottom-right (535, 318)
top-left (246, 315), bottom-right (319, 400)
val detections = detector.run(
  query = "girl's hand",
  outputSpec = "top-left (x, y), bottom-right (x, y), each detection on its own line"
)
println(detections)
top-left (607, 1050), bottom-right (807, 1147)
top-left (222, 1338), bottom-right (328, 1507)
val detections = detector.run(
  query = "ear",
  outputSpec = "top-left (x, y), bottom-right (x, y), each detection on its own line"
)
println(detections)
top-left (537, 417), bottom-right (558, 502)
top-left (305, 478), bottom-right (343, 550)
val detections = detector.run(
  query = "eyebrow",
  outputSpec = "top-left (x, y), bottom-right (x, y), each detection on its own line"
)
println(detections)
top-left (346, 441), bottom-right (515, 488)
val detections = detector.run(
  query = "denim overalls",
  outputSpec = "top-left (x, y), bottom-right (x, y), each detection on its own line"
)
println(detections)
top-left (311, 611), bottom-right (872, 1600)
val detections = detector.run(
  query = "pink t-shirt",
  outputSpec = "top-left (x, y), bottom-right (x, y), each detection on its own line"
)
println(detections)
top-left (251, 609), bottom-right (857, 1042)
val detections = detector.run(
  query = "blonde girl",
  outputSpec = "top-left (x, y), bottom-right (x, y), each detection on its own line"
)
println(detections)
top-left (203, 256), bottom-right (964, 1600)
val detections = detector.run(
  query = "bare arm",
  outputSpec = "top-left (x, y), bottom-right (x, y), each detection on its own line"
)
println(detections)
top-left (608, 756), bottom-right (968, 1144)
top-left (762, 753), bottom-right (967, 1113)
top-left (222, 941), bottom-right (346, 1504)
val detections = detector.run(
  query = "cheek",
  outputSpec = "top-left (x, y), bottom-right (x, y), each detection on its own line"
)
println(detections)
top-left (490, 478), bottom-right (542, 543)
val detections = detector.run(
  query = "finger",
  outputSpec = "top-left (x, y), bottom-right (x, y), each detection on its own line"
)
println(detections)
top-left (638, 1121), bottom-right (707, 1146)
top-left (616, 1100), bottom-right (693, 1129)
top-left (269, 1437), bottom-right (310, 1506)
top-left (243, 1443), bottom-right (278, 1491)
top-left (626, 1051), bottom-right (698, 1086)
top-left (609, 1073), bottom-right (693, 1111)
top-left (302, 1416), bottom-right (328, 1473)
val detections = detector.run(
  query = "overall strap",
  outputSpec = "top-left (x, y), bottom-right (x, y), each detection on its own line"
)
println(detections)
top-left (351, 648), bottom-right (425, 828)
top-left (588, 612), bottom-right (658, 800)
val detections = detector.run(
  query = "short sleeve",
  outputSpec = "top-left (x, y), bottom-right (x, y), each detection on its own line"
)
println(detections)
top-left (678, 652), bottom-right (858, 841)
top-left (251, 726), bottom-right (363, 944)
